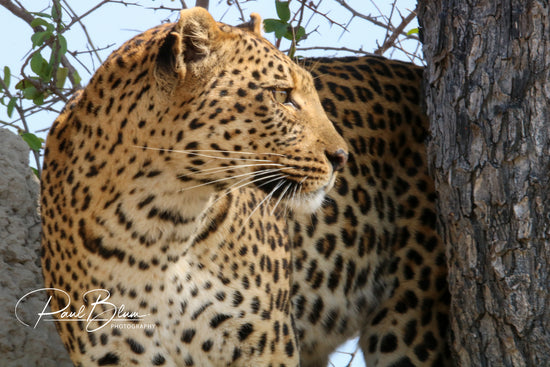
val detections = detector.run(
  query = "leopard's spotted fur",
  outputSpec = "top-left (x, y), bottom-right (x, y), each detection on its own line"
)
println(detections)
top-left (41, 8), bottom-right (450, 367)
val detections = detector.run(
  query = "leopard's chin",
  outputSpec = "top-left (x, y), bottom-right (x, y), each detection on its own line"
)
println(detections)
top-left (286, 173), bottom-right (337, 215)
top-left (288, 189), bottom-right (326, 215)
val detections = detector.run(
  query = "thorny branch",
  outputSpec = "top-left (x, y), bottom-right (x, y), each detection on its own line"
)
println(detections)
top-left (301, 0), bottom-right (347, 31)
top-left (375, 4), bottom-right (418, 56)
top-left (292, 46), bottom-right (371, 55)
top-left (335, 0), bottom-right (419, 41)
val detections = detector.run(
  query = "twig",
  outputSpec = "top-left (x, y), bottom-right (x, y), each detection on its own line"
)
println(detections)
top-left (61, 0), bottom-right (103, 65)
top-left (335, 0), bottom-right (389, 28)
top-left (145, 5), bottom-right (182, 12)
top-left (375, 5), bottom-right (418, 56)
top-left (334, 0), bottom-right (417, 40)
top-left (301, 1), bottom-right (347, 30)
top-left (231, 0), bottom-right (246, 23)
top-left (291, 46), bottom-right (372, 55)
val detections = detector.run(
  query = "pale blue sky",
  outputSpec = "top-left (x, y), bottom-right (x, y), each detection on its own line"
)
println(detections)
top-left (0, 2), bottom-right (418, 366)
top-left (0, 0), bottom-right (418, 141)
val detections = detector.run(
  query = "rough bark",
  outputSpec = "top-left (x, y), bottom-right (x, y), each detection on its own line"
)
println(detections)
top-left (419, 1), bottom-right (550, 366)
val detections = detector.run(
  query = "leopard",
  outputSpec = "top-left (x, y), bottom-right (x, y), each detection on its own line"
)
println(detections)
top-left (40, 7), bottom-right (347, 367)
top-left (40, 6), bottom-right (451, 367)
top-left (292, 56), bottom-right (451, 366)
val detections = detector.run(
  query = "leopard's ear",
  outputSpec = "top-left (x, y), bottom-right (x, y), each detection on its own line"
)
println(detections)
top-left (236, 13), bottom-right (263, 36)
top-left (155, 7), bottom-right (221, 90)
top-left (174, 7), bottom-right (221, 63)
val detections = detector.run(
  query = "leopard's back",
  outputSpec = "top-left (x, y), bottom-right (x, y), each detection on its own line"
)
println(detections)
top-left (292, 56), bottom-right (451, 367)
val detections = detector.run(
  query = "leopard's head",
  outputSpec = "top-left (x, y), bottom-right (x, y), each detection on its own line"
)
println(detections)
top-left (84, 7), bottom-right (348, 214)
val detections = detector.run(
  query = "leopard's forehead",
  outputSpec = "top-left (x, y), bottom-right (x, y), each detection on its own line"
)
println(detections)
top-left (100, 19), bottom-right (316, 94)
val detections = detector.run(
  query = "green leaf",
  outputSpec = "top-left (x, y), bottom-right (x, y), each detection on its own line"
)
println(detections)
top-left (72, 70), bottom-right (82, 86)
top-left (57, 35), bottom-right (68, 56)
top-left (31, 31), bottom-right (51, 48)
top-left (51, 1), bottom-right (61, 20)
top-left (295, 26), bottom-right (306, 42)
top-left (56, 67), bottom-right (68, 89)
top-left (3, 66), bottom-right (10, 88)
top-left (15, 79), bottom-right (31, 91)
top-left (264, 19), bottom-right (289, 39)
top-left (30, 52), bottom-right (44, 74)
top-left (283, 26), bottom-right (306, 41)
top-left (33, 93), bottom-right (45, 105)
top-left (30, 18), bottom-right (50, 28)
top-left (30, 12), bottom-right (51, 19)
top-left (20, 132), bottom-right (43, 152)
top-left (22, 85), bottom-right (40, 100)
top-left (275, 1), bottom-right (291, 23)
top-left (31, 52), bottom-right (50, 80)
top-left (30, 18), bottom-right (54, 33)
top-left (31, 167), bottom-right (39, 178)
top-left (7, 97), bottom-right (16, 117)
top-left (407, 28), bottom-right (419, 36)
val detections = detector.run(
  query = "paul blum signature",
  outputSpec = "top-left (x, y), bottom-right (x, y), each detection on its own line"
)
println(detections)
top-left (15, 288), bottom-right (149, 332)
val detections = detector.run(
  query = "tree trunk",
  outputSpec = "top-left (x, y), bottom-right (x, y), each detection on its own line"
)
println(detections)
top-left (418, 1), bottom-right (550, 366)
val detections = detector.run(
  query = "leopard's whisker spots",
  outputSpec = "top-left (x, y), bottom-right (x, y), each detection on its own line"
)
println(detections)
top-left (178, 168), bottom-right (284, 192)
top-left (134, 146), bottom-right (285, 160)
top-left (177, 163), bottom-right (285, 180)
top-left (176, 151), bottom-right (275, 163)
top-left (195, 163), bottom-right (285, 174)
top-left (182, 149), bottom-right (286, 158)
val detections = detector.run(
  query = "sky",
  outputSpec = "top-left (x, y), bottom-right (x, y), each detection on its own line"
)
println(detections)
top-left (0, 0), bottom-right (419, 144)
top-left (0, 1), bottom-right (418, 366)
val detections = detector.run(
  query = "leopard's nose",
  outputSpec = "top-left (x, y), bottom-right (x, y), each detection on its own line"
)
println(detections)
top-left (325, 148), bottom-right (348, 172)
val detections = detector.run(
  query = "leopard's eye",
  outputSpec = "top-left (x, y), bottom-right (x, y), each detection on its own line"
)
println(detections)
top-left (271, 88), bottom-right (298, 108)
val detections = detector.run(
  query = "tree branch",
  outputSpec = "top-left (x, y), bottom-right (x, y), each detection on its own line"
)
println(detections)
top-left (302, 1), bottom-right (347, 31)
top-left (292, 46), bottom-right (371, 55)
top-left (374, 5), bottom-right (418, 56)
top-left (0, 0), bottom-right (82, 88)
top-left (335, 0), bottom-right (417, 40)
top-left (196, 0), bottom-right (209, 9)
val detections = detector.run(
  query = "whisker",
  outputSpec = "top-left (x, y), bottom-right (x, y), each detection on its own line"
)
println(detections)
top-left (134, 146), bottom-right (286, 160)
top-left (288, 176), bottom-right (307, 217)
top-left (242, 180), bottom-right (284, 229)
top-left (270, 180), bottom-right (292, 216)
top-left (174, 148), bottom-right (287, 157)
top-left (178, 163), bottom-right (285, 180)
top-left (179, 168), bottom-right (284, 192)
top-left (204, 170), bottom-right (283, 214)
top-left (208, 171), bottom-right (286, 207)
